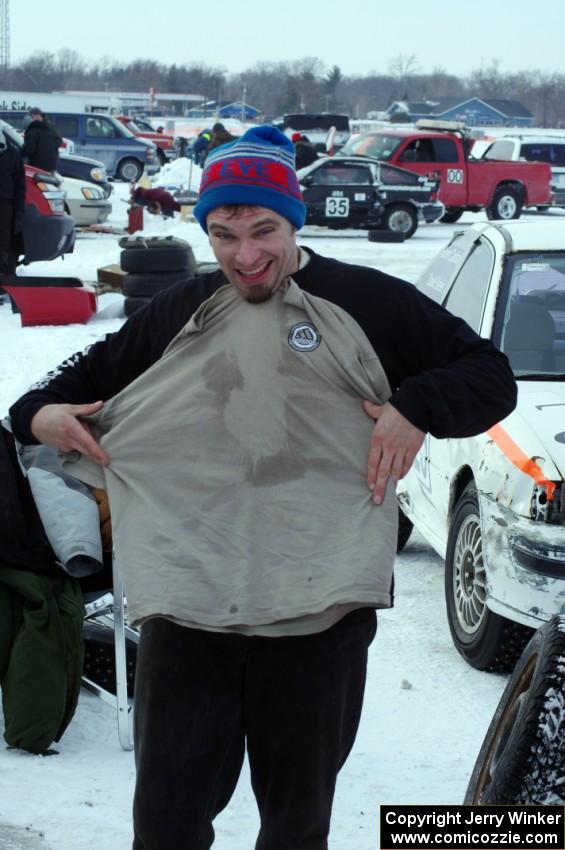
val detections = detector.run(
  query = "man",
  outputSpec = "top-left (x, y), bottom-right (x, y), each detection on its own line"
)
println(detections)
top-left (0, 128), bottom-right (25, 276)
top-left (22, 107), bottom-right (62, 173)
top-left (205, 121), bottom-right (236, 158)
top-left (9, 125), bottom-right (517, 850)
top-left (192, 127), bottom-right (212, 166)
top-left (292, 131), bottom-right (318, 170)
top-left (131, 186), bottom-right (181, 217)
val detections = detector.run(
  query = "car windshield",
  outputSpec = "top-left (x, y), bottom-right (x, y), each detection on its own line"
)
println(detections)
top-left (499, 252), bottom-right (565, 378)
top-left (339, 134), bottom-right (403, 160)
top-left (124, 119), bottom-right (143, 134)
top-left (133, 118), bottom-right (155, 132)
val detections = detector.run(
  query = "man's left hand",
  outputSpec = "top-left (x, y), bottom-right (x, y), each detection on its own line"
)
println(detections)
top-left (363, 400), bottom-right (425, 505)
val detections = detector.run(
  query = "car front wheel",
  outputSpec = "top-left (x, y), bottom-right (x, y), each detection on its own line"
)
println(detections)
top-left (382, 203), bottom-right (418, 238)
top-left (445, 484), bottom-right (531, 672)
top-left (117, 158), bottom-right (143, 182)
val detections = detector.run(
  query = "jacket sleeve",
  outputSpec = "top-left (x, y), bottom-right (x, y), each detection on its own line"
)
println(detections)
top-left (22, 128), bottom-right (37, 162)
top-left (379, 283), bottom-right (517, 438)
top-left (9, 276), bottom-right (219, 444)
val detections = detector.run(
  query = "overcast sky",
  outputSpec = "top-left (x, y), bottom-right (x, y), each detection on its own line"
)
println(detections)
top-left (10, 0), bottom-right (565, 79)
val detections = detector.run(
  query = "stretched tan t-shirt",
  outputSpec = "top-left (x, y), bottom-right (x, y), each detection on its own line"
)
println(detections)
top-left (66, 278), bottom-right (398, 633)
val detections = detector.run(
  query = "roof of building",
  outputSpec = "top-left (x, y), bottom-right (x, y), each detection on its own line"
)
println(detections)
top-left (433, 97), bottom-right (533, 119)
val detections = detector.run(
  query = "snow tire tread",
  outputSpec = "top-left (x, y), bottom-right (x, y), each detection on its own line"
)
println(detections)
top-left (465, 616), bottom-right (565, 805)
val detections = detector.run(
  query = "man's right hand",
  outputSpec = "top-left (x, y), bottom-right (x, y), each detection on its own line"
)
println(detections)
top-left (30, 401), bottom-right (110, 466)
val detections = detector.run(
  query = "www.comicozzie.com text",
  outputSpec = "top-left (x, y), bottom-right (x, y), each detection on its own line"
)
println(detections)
top-left (383, 809), bottom-right (563, 847)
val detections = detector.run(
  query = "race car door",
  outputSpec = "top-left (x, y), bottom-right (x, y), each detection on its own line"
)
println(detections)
top-left (396, 136), bottom-right (467, 208)
top-left (302, 160), bottom-right (374, 227)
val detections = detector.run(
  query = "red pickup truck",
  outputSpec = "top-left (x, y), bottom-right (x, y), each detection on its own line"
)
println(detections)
top-left (340, 121), bottom-right (553, 223)
top-left (115, 115), bottom-right (176, 166)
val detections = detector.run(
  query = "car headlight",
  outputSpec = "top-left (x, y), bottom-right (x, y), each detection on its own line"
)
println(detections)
top-left (81, 186), bottom-right (104, 200)
top-left (90, 167), bottom-right (107, 182)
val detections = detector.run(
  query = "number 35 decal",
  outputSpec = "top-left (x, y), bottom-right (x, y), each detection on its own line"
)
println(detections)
top-left (325, 197), bottom-right (350, 217)
top-left (447, 169), bottom-right (464, 184)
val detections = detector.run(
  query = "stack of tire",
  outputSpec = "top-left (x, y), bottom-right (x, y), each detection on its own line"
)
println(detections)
top-left (120, 236), bottom-right (197, 317)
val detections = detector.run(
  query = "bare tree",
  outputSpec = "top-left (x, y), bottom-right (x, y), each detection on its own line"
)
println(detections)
top-left (2, 49), bottom-right (563, 128)
top-left (11, 51), bottom-right (57, 90)
top-left (388, 53), bottom-right (421, 97)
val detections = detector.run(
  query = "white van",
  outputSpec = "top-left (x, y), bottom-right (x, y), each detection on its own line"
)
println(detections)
top-left (477, 135), bottom-right (565, 207)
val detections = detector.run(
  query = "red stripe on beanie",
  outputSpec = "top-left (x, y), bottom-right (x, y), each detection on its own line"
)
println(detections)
top-left (201, 158), bottom-right (302, 200)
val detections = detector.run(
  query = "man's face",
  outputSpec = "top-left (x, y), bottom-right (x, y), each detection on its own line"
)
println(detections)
top-left (207, 206), bottom-right (299, 304)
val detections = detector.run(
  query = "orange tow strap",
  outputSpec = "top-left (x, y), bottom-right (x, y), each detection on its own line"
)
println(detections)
top-left (487, 424), bottom-right (556, 501)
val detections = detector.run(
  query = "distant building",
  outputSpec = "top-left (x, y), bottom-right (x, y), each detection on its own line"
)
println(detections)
top-left (218, 102), bottom-right (261, 120)
top-left (384, 100), bottom-right (438, 123)
top-left (185, 100), bottom-right (261, 121)
top-left (385, 97), bottom-right (533, 127)
top-left (63, 90), bottom-right (205, 116)
top-left (185, 100), bottom-right (225, 118)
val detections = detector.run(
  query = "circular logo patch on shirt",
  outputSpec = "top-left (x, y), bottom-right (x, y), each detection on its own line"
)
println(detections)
top-left (288, 323), bottom-right (321, 352)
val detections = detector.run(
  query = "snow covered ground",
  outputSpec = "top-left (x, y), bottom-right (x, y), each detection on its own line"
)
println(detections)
top-left (0, 166), bottom-right (558, 849)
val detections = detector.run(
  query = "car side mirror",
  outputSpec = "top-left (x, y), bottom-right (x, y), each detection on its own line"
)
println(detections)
top-left (301, 175), bottom-right (313, 187)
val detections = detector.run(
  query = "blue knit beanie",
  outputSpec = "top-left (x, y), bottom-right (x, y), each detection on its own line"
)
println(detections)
top-left (193, 125), bottom-right (306, 233)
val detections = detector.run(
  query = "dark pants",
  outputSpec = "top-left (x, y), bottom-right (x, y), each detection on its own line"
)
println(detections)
top-left (132, 608), bottom-right (377, 850)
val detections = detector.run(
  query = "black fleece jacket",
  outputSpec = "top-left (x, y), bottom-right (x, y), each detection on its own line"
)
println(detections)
top-left (0, 144), bottom-right (25, 212)
top-left (22, 120), bottom-right (62, 172)
top-left (9, 250), bottom-right (517, 444)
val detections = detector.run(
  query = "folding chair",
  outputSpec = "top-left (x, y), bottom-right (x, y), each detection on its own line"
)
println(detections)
top-left (81, 553), bottom-right (139, 751)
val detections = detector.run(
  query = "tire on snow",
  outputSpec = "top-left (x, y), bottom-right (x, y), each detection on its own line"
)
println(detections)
top-left (445, 483), bottom-right (532, 672)
top-left (439, 207), bottom-right (464, 224)
top-left (465, 615), bottom-right (565, 805)
top-left (120, 245), bottom-right (197, 274)
top-left (123, 271), bottom-right (192, 297)
top-left (367, 229), bottom-right (406, 243)
top-left (119, 235), bottom-right (192, 251)
top-left (124, 296), bottom-right (151, 317)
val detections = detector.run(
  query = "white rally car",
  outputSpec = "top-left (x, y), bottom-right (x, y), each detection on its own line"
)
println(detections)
top-left (397, 219), bottom-right (565, 672)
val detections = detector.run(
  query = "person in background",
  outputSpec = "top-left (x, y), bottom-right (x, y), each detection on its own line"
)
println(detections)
top-left (9, 125), bottom-right (517, 850)
top-left (192, 128), bottom-right (212, 166)
top-left (131, 186), bottom-right (180, 218)
top-left (0, 129), bottom-right (25, 277)
top-left (292, 131), bottom-right (318, 170)
top-left (22, 108), bottom-right (63, 173)
top-left (205, 121), bottom-right (236, 158)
